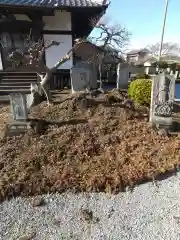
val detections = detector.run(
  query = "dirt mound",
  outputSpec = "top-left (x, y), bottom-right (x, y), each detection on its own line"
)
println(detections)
top-left (0, 90), bottom-right (180, 201)
top-left (0, 105), bottom-right (11, 132)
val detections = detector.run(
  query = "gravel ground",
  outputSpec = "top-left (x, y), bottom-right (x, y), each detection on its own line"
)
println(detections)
top-left (1, 174), bottom-right (180, 240)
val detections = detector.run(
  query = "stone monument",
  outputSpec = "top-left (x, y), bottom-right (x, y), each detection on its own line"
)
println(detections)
top-left (9, 93), bottom-right (28, 121)
top-left (7, 93), bottom-right (30, 136)
top-left (149, 73), bottom-right (175, 130)
top-left (71, 67), bottom-right (90, 93)
top-left (116, 63), bottom-right (129, 90)
top-left (71, 62), bottom-right (97, 93)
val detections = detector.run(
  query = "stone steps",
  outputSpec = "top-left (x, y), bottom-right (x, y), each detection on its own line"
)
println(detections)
top-left (0, 72), bottom-right (38, 95)
top-left (0, 88), bottom-right (32, 92)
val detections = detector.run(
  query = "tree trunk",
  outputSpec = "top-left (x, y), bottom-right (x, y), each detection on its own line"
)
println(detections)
top-left (28, 39), bottom-right (84, 107)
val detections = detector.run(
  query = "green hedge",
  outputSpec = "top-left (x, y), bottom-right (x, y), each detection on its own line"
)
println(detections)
top-left (128, 79), bottom-right (152, 106)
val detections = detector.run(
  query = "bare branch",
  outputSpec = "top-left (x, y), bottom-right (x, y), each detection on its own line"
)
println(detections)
top-left (6, 34), bottom-right (86, 105)
top-left (90, 16), bottom-right (131, 55)
top-left (147, 42), bottom-right (180, 58)
top-left (38, 40), bottom-right (62, 63)
top-left (40, 38), bottom-right (85, 86)
top-left (44, 40), bottom-right (61, 50)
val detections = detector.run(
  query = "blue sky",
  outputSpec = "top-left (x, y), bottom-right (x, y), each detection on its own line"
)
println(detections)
top-left (92, 0), bottom-right (180, 50)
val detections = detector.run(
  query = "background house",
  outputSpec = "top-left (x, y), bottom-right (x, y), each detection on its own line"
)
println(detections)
top-left (127, 48), bottom-right (150, 64)
top-left (126, 47), bottom-right (180, 78)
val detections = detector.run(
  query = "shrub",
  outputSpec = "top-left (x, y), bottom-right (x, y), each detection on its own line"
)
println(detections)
top-left (128, 79), bottom-right (152, 106)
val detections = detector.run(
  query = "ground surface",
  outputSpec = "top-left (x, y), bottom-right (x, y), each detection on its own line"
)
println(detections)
top-left (0, 89), bottom-right (180, 202)
top-left (0, 104), bottom-right (10, 132)
top-left (1, 174), bottom-right (180, 240)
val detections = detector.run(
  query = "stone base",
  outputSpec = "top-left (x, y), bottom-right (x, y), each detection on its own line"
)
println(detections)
top-left (150, 116), bottom-right (173, 130)
top-left (5, 120), bottom-right (30, 137)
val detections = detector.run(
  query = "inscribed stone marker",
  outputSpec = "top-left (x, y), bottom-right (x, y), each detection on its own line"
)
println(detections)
top-left (149, 73), bottom-right (175, 129)
top-left (9, 93), bottom-right (28, 121)
top-left (116, 63), bottom-right (129, 90)
top-left (5, 93), bottom-right (29, 137)
top-left (71, 67), bottom-right (91, 93)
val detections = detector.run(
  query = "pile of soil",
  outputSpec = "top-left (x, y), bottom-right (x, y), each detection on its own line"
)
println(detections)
top-left (0, 105), bottom-right (10, 132)
top-left (0, 89), bottom-right (180, 202)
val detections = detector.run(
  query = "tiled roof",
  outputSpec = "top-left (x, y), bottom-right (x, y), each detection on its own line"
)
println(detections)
top-left (135, 54), bottom-right (180, 66)
top-left (0, 0), bottom-right (108, 8)
top-left (127, 48), bottom-right (150, 55)
top-left (127, 49), bottom-right (140, 55)
top-left (135, 56), bottom-right (157, 66)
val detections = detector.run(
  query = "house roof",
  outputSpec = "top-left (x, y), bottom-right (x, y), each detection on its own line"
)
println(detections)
top-left (0, 0), bottom-right (108, 8)
top-left (127, 49), bottom-right (140, 55)
top-left (135, 54), bottom-right (180, 66)
top-left (86, 41), bottom-right (124, 61)
top-left (127, 48), bottom-right (150, 55)
top-left (75, 40), bottom-right (124, 64)
top-left (160, 54), bottom-right (180, 63)
top-left (135, 56), bottom-right (157, 66)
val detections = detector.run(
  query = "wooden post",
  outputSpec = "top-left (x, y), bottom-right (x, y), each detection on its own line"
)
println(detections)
top-left (149, 75), bottom-right (156, 124)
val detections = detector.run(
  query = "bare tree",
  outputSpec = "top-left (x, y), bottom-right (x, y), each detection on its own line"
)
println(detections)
top-left (146, 42), bottom-right (180, 73)
top-left (90, 17), bottom-right (130, 54)
top-left (88, 17), bottom-right (130, 90)
top-left (6, 32), bottom-right (85, 106)
top-left (147, 42), bottom-right (180, 58)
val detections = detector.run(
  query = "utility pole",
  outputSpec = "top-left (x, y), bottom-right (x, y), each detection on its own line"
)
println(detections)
top-left (158, 0), bottom-right (169, 63)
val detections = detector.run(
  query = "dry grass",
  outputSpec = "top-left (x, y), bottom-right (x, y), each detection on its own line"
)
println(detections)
top-left (0, 90), bottom-right (180, 202)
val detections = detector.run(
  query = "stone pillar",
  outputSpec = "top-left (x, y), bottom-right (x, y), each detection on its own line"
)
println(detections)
top-left (149, 73), bottom-right (175, 129)
top-left (116, 63), bottom-right (129, 90)
top-left (9, 93), bottom-right (28, 121)
top-left (175, 71), bottom-right (178, 79)
top-left (72, 62), bottom-right (97, 92)
top-left (145, 66), bottom-right (149, 75)
top-left (149, 75), bottom-right (156, 123)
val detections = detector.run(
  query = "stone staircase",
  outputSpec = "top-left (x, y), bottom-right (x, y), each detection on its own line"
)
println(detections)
top-left (0, 72), bottom-right (38, 102)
